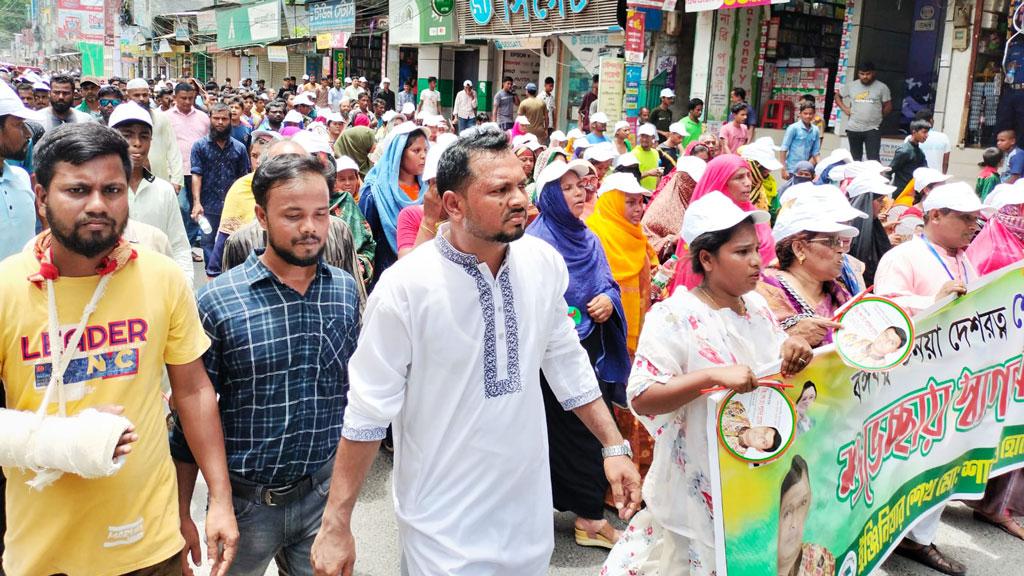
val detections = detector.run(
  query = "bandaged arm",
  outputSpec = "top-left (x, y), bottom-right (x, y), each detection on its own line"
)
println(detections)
top-left (0, 408), bottom-right (131, 480)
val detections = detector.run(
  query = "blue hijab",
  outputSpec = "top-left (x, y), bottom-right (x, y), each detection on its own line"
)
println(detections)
top-left (358, 128), bottom-right (427, 253)
top-left (526, 179), bottom-right (630, 389)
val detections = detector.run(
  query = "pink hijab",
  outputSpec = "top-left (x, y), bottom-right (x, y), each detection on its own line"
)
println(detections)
top-left (671, 154), bottom-right (777, 291)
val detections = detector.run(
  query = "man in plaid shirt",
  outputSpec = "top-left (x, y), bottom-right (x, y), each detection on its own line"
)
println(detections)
top-left (170, 153), bottom-right (360, 575)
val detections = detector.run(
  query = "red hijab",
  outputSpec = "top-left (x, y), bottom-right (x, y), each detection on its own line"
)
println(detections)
top-left (671, 154), bottom-right (777, 291)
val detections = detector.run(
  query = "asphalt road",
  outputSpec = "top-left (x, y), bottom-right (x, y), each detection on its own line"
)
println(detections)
top-left (186, 263), bottom-right (1024, 576)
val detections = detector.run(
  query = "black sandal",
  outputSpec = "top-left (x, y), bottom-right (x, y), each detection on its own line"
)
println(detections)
top-left (894, 541), bottom-right (966, 576)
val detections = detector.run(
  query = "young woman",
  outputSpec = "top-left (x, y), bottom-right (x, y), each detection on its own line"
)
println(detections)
top-left (643, 156), bottom-right (707, 262)
top-left (332, 155), bottom-right (375, 286)
top-left (603, 191), bottom-right (811, 575)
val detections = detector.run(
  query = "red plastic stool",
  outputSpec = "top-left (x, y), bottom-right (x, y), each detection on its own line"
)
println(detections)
top-left (761, 99), bottom-right (795, 129)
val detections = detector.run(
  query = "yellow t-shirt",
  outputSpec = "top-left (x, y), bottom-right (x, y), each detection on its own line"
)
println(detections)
top-left (0, 248), bottom-right (210, 576)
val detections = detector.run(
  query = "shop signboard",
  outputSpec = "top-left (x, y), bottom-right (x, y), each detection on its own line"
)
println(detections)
top-left (625, 10), bottom-right (646, 64)
top-left (460, 0), bottom-right (618, 39)
top-left (561, 32), bottom-right (625, 76)
top-left (625, 63), bottom-right (642, 118)
top-left (707, 8), bottom-right (736, 128)
top-left (730, 6), bottom-right (762, 97)
top-left (308, 0), bottom-right (356, 34)
top-left (686, 0), bottom-right (789, 12)
top-left (389, 0), bottom-right (456, 44)
top-left (268, 45), bottom-right (289, 63)
top-left (216, 0), bottom-right (281, 50)
top-left (316, 32), bottom-right (350, 50)
top-left (598, 57), bottom-right (625, 120)
top-left (495, 37), bottom-right (543, 51)
top-left (502, 50), bottom-right (541, 101)
top-left (57, 0), bottom-right (105, 42)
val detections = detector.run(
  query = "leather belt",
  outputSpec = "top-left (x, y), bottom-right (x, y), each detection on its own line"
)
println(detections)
top-left (229, 455), bottom-right (334, 507)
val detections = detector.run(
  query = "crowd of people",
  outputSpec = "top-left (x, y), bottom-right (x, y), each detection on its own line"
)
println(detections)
top-left (0, 61), bottom-right (1022, 576)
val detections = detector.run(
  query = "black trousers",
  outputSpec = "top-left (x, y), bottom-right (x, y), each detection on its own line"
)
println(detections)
top-left (847, 129), bottom-right (881, 161)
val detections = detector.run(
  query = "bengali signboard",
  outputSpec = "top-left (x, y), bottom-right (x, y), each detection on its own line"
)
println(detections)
top-left (687, 0), bottom-right (790, 12)
top-left (57, 0), bottom-right (105, 42)
top-left (712, 264), bottom-right (1024, 575)
top-left (308, 0), bottom-right (356, 33)
top-left (625, 10), bottom-right (645, 64)
top-left (389, 0), bottom-right (456, 44)
top-left (216, 0), bottom-right (282, 50)
top-left (625, 63), bottom-right (642, 119)
top-left (598, 57), bottom-right (625, 120)
top-left (459, 0), bottom-right (618, 39)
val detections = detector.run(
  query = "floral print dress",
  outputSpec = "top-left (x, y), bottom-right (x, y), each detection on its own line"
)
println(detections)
top-left (602, 290), bottom-right (787, 576)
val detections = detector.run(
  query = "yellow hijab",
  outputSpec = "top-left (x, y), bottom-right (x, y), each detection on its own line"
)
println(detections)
top-left (586, 189), bottom-right (656, 279)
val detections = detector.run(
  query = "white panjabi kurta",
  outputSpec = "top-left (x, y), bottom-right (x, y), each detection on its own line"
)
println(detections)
top-left (342, 227), bottom-right (602, 576)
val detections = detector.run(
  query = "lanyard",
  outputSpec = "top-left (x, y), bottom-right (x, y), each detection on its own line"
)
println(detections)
top-left (920, 236), bottom-right (967, 283)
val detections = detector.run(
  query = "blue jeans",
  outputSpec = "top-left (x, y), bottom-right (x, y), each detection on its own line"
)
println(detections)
top-left (457, 117), bottom-right (475, 133)
top-left (226, 463), bottom-right (333, 576)
top-left (199, 212), bottom-right (221, 273)
top-left (179, 179), bottom-right (201, 245)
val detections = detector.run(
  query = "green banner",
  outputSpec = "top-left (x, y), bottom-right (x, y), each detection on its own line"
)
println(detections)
top-left (713, 263), bottom-right (1024, 575)
top-left (216, 0), bottom-right (282, 50)
top-left (77, 42), bottom-right (105, 78)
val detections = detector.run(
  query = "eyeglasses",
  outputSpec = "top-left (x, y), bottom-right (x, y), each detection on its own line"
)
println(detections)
top-left (806, 236), bottom-right (852, 252)
top-left (100, 98), bottom-right (121, 107)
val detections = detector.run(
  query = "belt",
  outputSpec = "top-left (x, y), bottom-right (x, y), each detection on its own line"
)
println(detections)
top-left (229, 454), bottom-right (335, 507)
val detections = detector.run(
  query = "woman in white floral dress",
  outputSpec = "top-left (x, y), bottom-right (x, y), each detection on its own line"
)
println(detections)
top-left (602, 191), bottom-right (812, 576)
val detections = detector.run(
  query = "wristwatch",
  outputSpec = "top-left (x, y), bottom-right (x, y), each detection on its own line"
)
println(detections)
top-left (601, 440), bottom-right (633, 459)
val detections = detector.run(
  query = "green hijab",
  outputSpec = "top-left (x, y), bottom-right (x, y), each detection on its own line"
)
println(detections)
top-left (333, 127), bottom-right (376, 178)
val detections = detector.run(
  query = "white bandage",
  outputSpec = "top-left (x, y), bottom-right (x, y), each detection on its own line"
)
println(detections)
top-left (0, 407), bottom-right (132, 490)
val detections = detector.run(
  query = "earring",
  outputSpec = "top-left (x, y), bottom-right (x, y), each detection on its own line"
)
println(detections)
top-left (798, 254), bottom-right (806, 263)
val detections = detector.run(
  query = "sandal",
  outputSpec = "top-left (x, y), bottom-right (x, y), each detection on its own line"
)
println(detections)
top-left (973, 510), bottom-right (1024, 541)
top-left (894, 541), bottom-right (966, 576)
top-left (574, 523), bottom-right (620, 550)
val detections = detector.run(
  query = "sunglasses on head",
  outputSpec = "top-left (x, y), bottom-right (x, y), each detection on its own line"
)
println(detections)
top-left (100, 98), bottom-right (121, 107)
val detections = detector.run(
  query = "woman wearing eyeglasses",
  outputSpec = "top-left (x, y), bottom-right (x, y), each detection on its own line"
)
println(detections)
top-left (757, 205), bottom-right (858, 347)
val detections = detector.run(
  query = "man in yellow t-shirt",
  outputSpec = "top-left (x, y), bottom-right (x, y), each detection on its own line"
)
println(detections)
top-left (0, 122), bottom-right (238, 576)
top-left (632, 123), bottom-right (663, 191)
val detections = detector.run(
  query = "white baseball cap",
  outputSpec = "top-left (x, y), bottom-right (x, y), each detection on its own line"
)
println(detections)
top-left (251, 129), bottom-right (282, 142)
top-left (302, 74), bottom-right (310, 80)
top-left (381, 110), bottom-right (397, 123)
top-left (637, 123), bottom-right (657, 137)
top-left (922, 181), bottom-right (995, 216)
top-left (259, 93), bottom-right (270, 101)
top-left (0, 81), bottom-right (39, 120)
top-left (536, 159), bottom-right (593, 191)
top-left (613, 120), bottom-right (630, 133)
top-left (847, 175), bottom-right (896, 198)
top-left (32, 81), bottom-right (49, 92)
top-left (668, 122), bottom-right (686, 136)
top-left (814, 148), bottom-right (854, 178)
top-left (913, 167), bottom-right (951, 192)
top-left (108, 102), bottom-right (152, 128)
top-left (681, 191), bottom-right (769, 245)
top-left (615, 154), bottom-right (639, 168)
top-left (344, 77), bottom-right (352, 84)
top-left (676, 156), bottom-right (707, 182)
top-left (126, 78), bottom-right (149, 90)
top-left (590, 112), bottom-right (609, 125)
top-left (515, 115), bottom-right (530, 126)
top-left (740, 137), bottom-right (783, 171)
top-left (584, 142), bottom-right (617, 163)
top-left (566, 128), bottom-right (585, 140)
top-left (984, 182), bottom-right (1024, 211)
top-left (549, 130), bottom-right (567, 142)
top-left (660, 88), bottom-right (675, 99)
top-left (358, 76), bottom-right (367, 83)
top-left (573, 138), bottom-right (593, 151)
top-left (291, 129), bottom-right (333, 156)
top-left (401, 102), bottom-right (415, 116)
top-left (381, 77), bottom-right (391, 84)
top-left (463, 80), bottom-right (473, 87)
top-left (325, 112), bottom-right (346, 124)
top-left (598, 172), bottom-right (650, 197)
top-left (337, 155), bottom-right (360, 174)
top-left (787, 184), bottom-right (867, 222)
top-left (293, 93), bottom-right (316, 107)
top-left (772, 204), bottom-right (860, 243)
top-left (840, 160), bottom-right (891, 181)
top-left (283, 109), bottom-right (305, 124)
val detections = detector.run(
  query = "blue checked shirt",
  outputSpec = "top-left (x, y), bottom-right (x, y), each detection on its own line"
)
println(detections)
top-left (172, 251), bottom-right (360, 485)
top-left (190, 135), bottom-right (250, 216)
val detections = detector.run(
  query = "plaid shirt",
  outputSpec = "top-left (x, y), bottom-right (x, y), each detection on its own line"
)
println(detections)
top-left (174, 251), bottom-right (360, 485)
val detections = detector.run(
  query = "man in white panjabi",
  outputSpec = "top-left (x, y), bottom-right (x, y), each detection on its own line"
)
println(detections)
top-left (310, 128), bottom-right (642, 576)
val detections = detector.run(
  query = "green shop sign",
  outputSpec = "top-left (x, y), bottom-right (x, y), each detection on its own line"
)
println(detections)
top-left (432, 0), bottom-right (454, 16)
top-left (216, 0), bottom-right (282, 50)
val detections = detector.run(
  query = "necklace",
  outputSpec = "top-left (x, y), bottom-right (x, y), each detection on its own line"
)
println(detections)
top-left (696, 284), bottom-right (747, 316)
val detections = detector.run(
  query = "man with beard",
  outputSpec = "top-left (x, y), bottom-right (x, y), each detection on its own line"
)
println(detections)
top-left (0, 122), bottom-right (238, 576)
top-left (75, 76), bottom-right (104, 120)
top-left (310, 129), bottom-right (641, 576)
top-left (191, 103), bottom-right (250, 275)
top-left (258, 100), bottom-right (286, 132)
top-left (125, 77), bottom-right (184, 192)
top-left (37, 74), bottom-right (95, 131)
top-left (171, 152), bottom-right (360, 576)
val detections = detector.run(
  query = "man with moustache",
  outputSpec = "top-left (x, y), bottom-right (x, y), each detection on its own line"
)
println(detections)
top-left (171, 153), bottom-right (360, 576)
top-left (0, 80), bottom-right (37, 260)
top-left (37, 74), bottom-right (95, 131)
top-left (311, 129), bottom-right (641, 576)
top-left (125, 78), bottom-right (184, 192)
top-left (190, 103), bottom-right (250, 275)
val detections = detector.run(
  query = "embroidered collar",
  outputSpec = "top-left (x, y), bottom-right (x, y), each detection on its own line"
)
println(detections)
top-left (435, 224), bottom-right (482, 268)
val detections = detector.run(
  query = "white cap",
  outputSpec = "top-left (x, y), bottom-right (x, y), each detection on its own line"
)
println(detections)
top-left (336, 155), bottom-right (360, 174)
top-left (740, 138), bottom-right (782, 172)
top-left (913, 167), bottom-right (951, 192)
top-left (788, 184), bottom-right (868, 222)
top-left (668, 122), bottom-right (686, 136)
top-left (283, 109), bottom-right (305, 123)
top-left (344, 77), bottom-right (351, 84)
top-left (772, 205), bottom-right (860, 243)
top-left (598, 172), bottom-right (650, 197)
top-left (922, 181), bottom-right (995, 216)
top-left (126, 78), bottom-right (149, 90)
top-left (357, 76), bottom-right (366, 83)
top-left (549, 130), bottom-right (567, 142)
top-left (637, 123), bottom-right (657, 137)
top-left (573, 138), bottom-right (593, 150)
top-left (615, 154), bottom-right (639, 168)
top-left (847, 175), bottom-right (896, 198)
top-left (566, 128), bottom-right (585, 140)
top-left (584, 142), bottom-right (617, 163)
top-left (985, 183), bottom-right (1024, 211)
top-left (32, 81), bottom-right (49, 91)
top-left (660, 88), bottom-right (675, 99)
top-left (381, 110), bottom-right (397, 123)
top-left (291, 129), bottom-right (333, 155)
top-left (251, 129), bottom-right (282, 142)
top-left (590, 112), bottom-right (609, 125)
top-left (676, 156), bottom-right (707, 182)
top-left (515, 115), bottom-right (530, 126)
top-left (840, 160), bottom-right (891, 181)
top-left (425, 114), bottom-right (446, 127)
top-left (381, 77), bottom-right (391, 84)
top-left (0, 81), bottom-right (39, 121)
top-left (293, 93), bottom-right (316, 107)
top-left (259, 93), bottom-right (270, 101)
top-left (536, 159), bottom-right (593, 191)
top-left (423, 136), bottom-right (457, 182)
top-left (613, 120), bottom-right (629, 133)
top-left (302, 74), bottom-right (310, 80)
top-left (814, 148), bottom-right (854, 178)
top-left (401, 101), bottom-right (415, 116)
top-left (681, 191), bottom-right (770, 245)
top-left (463, 80), bottom-right (473, 87)
top-left (108, 102), bottom-right (152, 128)
top-left (325, 112), bottom-right (346, 124)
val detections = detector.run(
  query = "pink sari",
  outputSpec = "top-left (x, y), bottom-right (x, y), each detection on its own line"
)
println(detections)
top-left (670, 154), bottom-right (777, 292)
top-left (967, 204), bottom-right (1024, 275)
